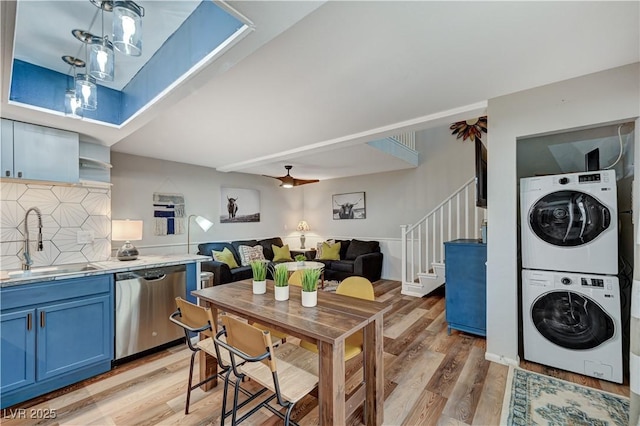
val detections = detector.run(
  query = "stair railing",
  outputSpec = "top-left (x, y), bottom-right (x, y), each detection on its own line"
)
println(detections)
top-left (401, 177), bottom-right (486, 291)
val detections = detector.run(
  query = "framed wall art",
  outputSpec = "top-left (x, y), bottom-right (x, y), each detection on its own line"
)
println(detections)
top-left (153, 192), bottom-right (185, 235)
top-left (220, 187), bottom-right (261, 223)
top-left (332, 192), bottom-right (366, 220)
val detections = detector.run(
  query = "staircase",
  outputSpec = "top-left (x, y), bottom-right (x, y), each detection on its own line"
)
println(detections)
top-left (401, 177), bottom-right (486, 297)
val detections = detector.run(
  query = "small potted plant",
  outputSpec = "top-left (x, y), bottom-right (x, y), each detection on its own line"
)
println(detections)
top-left (250, 260), bottom-right (267, 294)
top-left (300, 267), bottom-right (322, 307)
top-left (271, 263), bottom-right (290, 301)
top-left (294, 254), bottom-right (306, 266)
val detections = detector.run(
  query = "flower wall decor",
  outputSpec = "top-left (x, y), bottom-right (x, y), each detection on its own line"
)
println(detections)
top-left (450, 116), bottom-right (487, 142)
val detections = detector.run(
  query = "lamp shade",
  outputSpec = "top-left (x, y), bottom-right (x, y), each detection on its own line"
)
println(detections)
top-left (296, 221), bottom-right (310, 232)
top-left (194, 215), bottom-right (213, 231)
top-left (89, 39), bottom-right (115, 81)
top-left (113, 0), bottom-right (144, 56)
top-left (112, 219), bottom-right (143, 241)
top-left (75, 73), bottom-right (97, 110)
top-left (187, 215), bottom-right (213, 254)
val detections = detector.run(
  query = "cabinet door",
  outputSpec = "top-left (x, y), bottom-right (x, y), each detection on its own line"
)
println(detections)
top-left (13, 121), bottom-right (79, 182)
top-left (0, 309), bottom-right (36, 393)
top-left (445, 242), bottom-right (487, 335)
top-left (36, 295), bottom-right (112, 381)
top-left (0, 118), bottom-right (13, 178)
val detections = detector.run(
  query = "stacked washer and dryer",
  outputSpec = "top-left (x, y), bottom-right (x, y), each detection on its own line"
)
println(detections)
top-left (520, 170), bottom-right (623, 383)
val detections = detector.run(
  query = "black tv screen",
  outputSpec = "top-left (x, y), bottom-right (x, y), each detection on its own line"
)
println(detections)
top-left (475, 139), bottom-right (487, 208)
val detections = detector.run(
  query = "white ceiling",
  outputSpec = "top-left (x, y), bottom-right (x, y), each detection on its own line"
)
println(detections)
top-left (2, 1), bottom-right (639, 182)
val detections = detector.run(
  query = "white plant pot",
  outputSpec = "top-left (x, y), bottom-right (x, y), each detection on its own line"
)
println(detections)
top-left (274, 285), bottom-right (289, 301)
top-left (252, 280), bottom-right (266, 295)
top-left (301, 290), bottom-right (317, 307)
top-left (297, 261), bottom-right (305, 266)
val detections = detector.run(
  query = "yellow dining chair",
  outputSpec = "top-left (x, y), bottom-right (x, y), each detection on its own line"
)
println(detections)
top-left (299, 276), bottom-right (375, 361)
top-left (215, 314), bottom-right (318, 425)
top-left (288, 269), bottom-right (303, 287)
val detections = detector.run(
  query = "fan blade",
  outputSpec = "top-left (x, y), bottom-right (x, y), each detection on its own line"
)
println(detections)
top-left (292, 178), bottom-right (320, 186)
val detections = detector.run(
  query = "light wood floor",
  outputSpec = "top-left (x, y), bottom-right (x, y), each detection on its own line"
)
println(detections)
top-left (3, 280), bottom-right (629, 425)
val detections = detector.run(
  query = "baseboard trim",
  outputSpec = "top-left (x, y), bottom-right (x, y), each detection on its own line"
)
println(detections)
top-left (485, 351), bottom-right (519, 367)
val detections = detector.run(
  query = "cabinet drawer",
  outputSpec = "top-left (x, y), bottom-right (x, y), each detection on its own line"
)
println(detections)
top-left (1, 275), bottom-right (112, 311)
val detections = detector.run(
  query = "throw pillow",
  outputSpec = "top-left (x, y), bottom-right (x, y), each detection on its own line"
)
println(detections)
top-left (315, 239), bottom-right (336, 259)
top-left (272, 244), bottom-right (293, 262)
top-left (319, 241), bottom-right (341, 260)
top-left (212, 247), bottom-right (239, 268)
top-left (345, 239), bottom-right (378, 260)
top-left (238, 244), bottom-right (265, 266)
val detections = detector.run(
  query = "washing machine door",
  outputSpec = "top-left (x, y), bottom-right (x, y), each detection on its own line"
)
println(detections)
top-left (529, 191), bottom-right (611, 247)
top-left (531, 291), bottom-right (614, 350)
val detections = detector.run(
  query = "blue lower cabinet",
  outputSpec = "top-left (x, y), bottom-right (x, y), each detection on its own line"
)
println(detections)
top-left (0, 309), bottom-right (36, 393)
top-left (0, 275), bottom-right (114, 408)
top-left (37, 295), bottom-right (112, 381)
top-left (444, 239), bottom-right (487, 337)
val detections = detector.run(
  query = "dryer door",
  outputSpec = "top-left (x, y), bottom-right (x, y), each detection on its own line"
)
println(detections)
top-left (531, 291), bottom-right (614, 350)
top-left (528, 191), bottom-right (611, 247)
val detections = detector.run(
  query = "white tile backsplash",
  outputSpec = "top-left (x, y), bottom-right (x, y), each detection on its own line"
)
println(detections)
top-left (0, 182), bottom-right (111, 268)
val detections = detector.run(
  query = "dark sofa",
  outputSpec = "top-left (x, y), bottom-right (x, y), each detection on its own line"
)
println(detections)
top-left (316, 239), bottom-right (383, 282)
top-left (197, 237), bottom-right (286, 286)
top-left (197, 237), bottom-right (383, 286)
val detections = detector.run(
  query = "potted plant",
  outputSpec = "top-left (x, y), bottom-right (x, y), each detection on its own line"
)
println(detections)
top-left (271, 263), bottom-right (290, 301)
top-left (250, 260), bottom-right (267, 294)
top-left (294, 254), bottom-right (306, 266)
top-left (300, 267), bottom-right (322, 307)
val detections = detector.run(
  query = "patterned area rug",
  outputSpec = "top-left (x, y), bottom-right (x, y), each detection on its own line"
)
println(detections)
top-left (500, 367), bottom-right (629, 426)
top-left (320, 280), bottom-right (340, 293)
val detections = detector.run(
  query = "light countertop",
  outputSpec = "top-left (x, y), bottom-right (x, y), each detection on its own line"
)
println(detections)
top-left (1, 254), bottom-right (210, 287)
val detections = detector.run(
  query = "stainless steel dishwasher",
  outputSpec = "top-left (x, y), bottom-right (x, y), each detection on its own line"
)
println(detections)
top-left (115, 265), bottom-right (186, 360)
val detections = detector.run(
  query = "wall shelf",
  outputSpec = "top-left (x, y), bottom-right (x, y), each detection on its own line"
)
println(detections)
top-left (79, 157), bottom-right (112, 170)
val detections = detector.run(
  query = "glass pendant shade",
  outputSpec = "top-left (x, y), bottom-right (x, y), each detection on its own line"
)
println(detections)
top-left (113, 1), bottom-right (144, 56)
top-left (64, 89), bottom-right (83, 118)
top-left (89, 38), bottom-right (115, 81)
top-left (75, 74), bottom-right (97, 110)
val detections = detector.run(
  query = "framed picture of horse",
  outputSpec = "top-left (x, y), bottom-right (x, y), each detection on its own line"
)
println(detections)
top-left (220, 187), bottom-right (261, 223)
top-left (332, 192), bottom-right (366, 220)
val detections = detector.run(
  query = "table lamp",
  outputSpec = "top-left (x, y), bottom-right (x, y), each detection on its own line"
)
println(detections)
top-left (112, 219), bottom-right (143, 261)
top-left (296, 220), bottom-right (310, 249)
top-left (188, 215), bottom-right (213, 253)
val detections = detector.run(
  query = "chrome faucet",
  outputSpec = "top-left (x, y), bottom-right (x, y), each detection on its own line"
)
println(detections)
top-left (22, 207), bottom-right (43, 270)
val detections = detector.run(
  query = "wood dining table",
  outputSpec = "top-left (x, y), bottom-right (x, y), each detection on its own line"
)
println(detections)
top-left (192, 279), bottom-right (391, 425)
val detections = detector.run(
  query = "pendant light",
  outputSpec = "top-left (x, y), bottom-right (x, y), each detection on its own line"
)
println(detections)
top-left (113, 1), bottom-right (144, 56)
top-left (89, 2), bottom-right (115, 81)
top-left (62, 56), bottom-right (85, 118)
top-left (74, 41), bottom-right (97, 110)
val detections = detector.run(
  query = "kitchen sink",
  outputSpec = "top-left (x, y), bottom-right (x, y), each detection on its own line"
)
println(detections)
top-left (2, 264), bottom-right (101, 280)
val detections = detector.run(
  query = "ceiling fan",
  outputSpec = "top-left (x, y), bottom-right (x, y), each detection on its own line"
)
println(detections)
top-left (264, 165), bottom-right (319, 188)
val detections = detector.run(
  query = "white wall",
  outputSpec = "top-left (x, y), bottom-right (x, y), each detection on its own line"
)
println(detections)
top-left (300, 124), bottom-right (475, 279)
top-left (110, 152), bottom-right (302, 255)
top-left (111, 124), bottom-right (474, 278)
top-left (486, 62), bottom-right (640, 365)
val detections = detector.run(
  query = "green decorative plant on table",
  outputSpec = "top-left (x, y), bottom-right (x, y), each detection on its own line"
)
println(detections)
top-left (271, 263), bottom-right (290, 301)
top-left (301, 267), bottom-right (322, 307)
top-left (294, 254), bottom-right (306, 265)
top-left (250, 260), bottom-right (267, 294)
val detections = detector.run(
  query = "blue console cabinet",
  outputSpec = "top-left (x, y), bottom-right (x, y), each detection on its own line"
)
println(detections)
top-left (0, 275), bottom-right (114, 408)
top-left (444, 239), bottom-right (487, 337)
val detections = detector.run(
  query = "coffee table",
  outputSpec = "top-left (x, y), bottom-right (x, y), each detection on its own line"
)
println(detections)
top-left (281, 260), bottom-right (325, 288)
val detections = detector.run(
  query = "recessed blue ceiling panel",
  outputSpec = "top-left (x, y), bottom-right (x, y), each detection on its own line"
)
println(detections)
top-left (9, 1), bottom-right (245, 127)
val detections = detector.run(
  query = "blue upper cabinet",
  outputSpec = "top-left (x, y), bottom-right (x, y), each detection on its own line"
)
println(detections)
top-left (444, 239), bottom-right (487, 337)
top-left (1, 120), bottom-right (80, 183)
